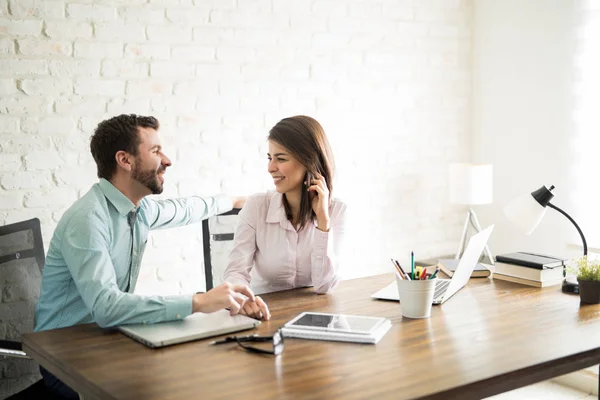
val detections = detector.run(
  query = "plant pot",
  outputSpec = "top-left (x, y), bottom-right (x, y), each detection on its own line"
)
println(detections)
top-left (577, 279), bottom-right (600, 304)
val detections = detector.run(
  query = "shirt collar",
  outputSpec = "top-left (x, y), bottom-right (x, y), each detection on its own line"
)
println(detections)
top-left (266, 192), bottom-right (286, 224)
top-left (98, 178), bottom-right (137, 217)
top-left (265, 191), bottom-right (318, 231)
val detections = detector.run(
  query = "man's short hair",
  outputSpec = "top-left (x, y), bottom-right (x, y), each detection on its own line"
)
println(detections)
top-left (90, 114), bottom-right (159, 180)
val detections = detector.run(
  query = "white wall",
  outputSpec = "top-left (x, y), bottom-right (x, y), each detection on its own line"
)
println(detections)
top-left (472, 0), bottom-right (585, 260)
top-left (0, 0), bottom-right (473, 297)
top-left (570, 1), bottom-right (600, 254)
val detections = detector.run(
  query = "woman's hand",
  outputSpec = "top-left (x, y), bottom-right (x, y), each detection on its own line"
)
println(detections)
top-left (307, 173), bottom-right (330, 232)
top-left (238, 296), bottom-right (271, 320)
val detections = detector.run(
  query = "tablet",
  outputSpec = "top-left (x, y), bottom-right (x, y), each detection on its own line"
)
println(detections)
top-left (283, 312), bottom-right (387, 335)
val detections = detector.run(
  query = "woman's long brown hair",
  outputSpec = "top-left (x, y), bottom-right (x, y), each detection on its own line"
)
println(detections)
top-left (268, 115), bottom-right (335, 231)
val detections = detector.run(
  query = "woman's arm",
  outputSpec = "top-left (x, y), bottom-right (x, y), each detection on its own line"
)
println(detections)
top-left (310, 201), bottom-right (347, 294)
top-left (223, 196), bottom-right (259, 286)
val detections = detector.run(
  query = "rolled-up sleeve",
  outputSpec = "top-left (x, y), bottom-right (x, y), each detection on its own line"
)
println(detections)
top-left (311, 201), bottom-right (347, 294)
top-left (144, 194), bottom-right (233, 230)
top-left (62, 209), bottom-right (193, 328)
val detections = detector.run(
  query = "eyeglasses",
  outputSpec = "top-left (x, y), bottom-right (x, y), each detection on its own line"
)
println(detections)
top-left (210, 330), bottom-right (284, 355)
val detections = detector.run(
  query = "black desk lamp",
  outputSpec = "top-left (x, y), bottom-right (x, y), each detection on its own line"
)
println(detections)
top-left (503, 185), bottom-right (587, 294)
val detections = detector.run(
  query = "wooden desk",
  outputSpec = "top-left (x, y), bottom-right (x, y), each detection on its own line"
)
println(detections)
top-left (23, 274), bottom-right (600, 400)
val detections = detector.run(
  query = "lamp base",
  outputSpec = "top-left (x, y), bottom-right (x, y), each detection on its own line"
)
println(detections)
top-left (562, 276), bottom-right (579, 294)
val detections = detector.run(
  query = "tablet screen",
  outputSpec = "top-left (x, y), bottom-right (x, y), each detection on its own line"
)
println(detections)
top-left (286, 313), bottom-right (384, 334)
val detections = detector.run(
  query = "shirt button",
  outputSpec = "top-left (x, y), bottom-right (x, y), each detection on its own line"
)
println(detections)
top-left (176, 314), bottom-right (181, 319)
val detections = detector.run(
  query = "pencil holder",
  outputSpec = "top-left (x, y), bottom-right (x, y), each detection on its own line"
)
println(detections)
top-left (396, 277), bottom-right (437, 319)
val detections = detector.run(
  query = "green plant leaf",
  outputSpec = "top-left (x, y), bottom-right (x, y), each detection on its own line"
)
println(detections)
top-left (568, 256), bottom-right (600, 281)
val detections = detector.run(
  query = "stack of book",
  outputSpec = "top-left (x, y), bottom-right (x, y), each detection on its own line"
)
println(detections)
top-left (492, 252), bottom-right (567, 287)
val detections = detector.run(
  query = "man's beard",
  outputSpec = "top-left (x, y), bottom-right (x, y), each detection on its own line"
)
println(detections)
top-left (132, 164), bottom-right (165, 195)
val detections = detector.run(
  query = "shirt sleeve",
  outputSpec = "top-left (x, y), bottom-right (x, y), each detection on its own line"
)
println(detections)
top-left (311, 201), bottom-right (348, 294)
top-left (223, 196), bottom-right (258, 286)
top-left (143, 194), bottom-right (233, 230)
top-left (61, 208), bottom-right (193, 328)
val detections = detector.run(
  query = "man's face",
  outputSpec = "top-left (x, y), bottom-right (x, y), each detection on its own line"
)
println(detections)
top-left (131, 127), bottom-right (171, 195)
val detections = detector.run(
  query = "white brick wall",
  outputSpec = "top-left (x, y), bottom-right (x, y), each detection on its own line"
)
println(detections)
top-left (0, 1), bottom-right (471, 299)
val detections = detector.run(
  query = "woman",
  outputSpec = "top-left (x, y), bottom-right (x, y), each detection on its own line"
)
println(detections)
top-left (224, 116), bottom-right (347, 315)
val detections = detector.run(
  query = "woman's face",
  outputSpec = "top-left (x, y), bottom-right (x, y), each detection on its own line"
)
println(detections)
top-left (267, 140), bottom-right (307, 195)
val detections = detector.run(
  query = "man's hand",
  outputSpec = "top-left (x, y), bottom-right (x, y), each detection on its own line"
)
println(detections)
top-left (238, 296), bottom-right (271, 320)
top-left (192, 282), bottom-right (255, 315)
top-left (231, 196), bottom-right (247, 209)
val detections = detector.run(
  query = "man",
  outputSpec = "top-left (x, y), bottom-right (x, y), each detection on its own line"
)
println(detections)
top-left (34, 114), bottom-right (270, 399)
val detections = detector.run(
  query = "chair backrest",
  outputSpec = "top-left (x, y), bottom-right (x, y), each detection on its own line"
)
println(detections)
top-left (202, 209), bottom-right (240, 291)
top-left (0, 218), bottom-right (45, 397)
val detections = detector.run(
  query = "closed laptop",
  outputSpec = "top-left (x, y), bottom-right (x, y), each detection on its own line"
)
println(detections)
top-left (119, 309), bottom-right (261, 348)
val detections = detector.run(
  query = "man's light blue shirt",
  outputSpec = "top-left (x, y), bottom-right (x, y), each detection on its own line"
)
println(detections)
top-left (34, 178), bottom-right (232, 331)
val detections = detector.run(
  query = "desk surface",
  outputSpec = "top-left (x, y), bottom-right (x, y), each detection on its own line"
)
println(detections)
top-left (24, 274), bottom-right (600, 400)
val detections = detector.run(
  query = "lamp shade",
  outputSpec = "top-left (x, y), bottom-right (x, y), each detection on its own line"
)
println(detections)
top-left (448, 163), bottom-right (493, 205)
top-left (503, 192), bottom-right (547, 235)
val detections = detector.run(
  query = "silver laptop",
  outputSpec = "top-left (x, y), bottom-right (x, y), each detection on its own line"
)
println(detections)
top-left (372, 225), bottom-right (494, 305)
top-left (119, 309), bottom-right (261, 348)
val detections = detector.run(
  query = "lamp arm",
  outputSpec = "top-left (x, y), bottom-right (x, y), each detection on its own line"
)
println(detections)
top-left (547, 202), bottom-right (588, 256)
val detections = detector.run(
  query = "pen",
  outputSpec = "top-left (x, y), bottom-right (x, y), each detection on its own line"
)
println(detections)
top-left (411, 251), bottom-right (414, 280)
top-left (420, 267), bottom-right (428, 280)
top-left (391, 258), bottom-right (405, 280)
top-left (211, 334), bottom-right (261, 345)
top-left (394, 259), bottom-right (410, 280)
top-left (210, 336), bottom-right (237, 345)
top-left (391, 258), bottom-right (406, 279)
top-left (429, 268), bottom-right (439, 279)
top-left (391, 258), bottom-right (401, 275)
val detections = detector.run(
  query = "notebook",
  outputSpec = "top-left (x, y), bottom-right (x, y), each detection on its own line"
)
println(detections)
top-left (118, 309), bottom-right (261, 348)
top-left (493, 261), bottom-right (564, 281)
top-left (372, 225), bottom-right (494, 305)
top-left (437, 258), bottom-right (491, 278)
top-left (492, 273), bottom-right (564, 287)
top-left (280, 312), bottom-right (392, 344)
top-left (281, 321), bottom-right (392, 344)
top-left (495, 252), bottom-right (566, 269)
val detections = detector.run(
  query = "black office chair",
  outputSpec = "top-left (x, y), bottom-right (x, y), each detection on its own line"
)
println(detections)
top-left (202, 209), bottom-right (240, 291)
top-left (0, 218), bottom-right (61, 399)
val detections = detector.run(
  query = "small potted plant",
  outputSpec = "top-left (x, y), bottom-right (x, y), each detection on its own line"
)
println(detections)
top-left (569, 256), bottom-right (600, 304)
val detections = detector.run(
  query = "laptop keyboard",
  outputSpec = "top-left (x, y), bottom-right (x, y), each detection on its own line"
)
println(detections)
top-left (433, 280), bottom-right (451, 299)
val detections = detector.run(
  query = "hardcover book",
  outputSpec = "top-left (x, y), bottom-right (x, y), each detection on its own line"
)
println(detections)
top-left (495, 252), bottom-right (566, 269)
top-left (437, 258), bottom-right (491, 278)
top-left (492, 273), bottom-right (563, 288)
top-left (493, 262), bottom-right (564, 282)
